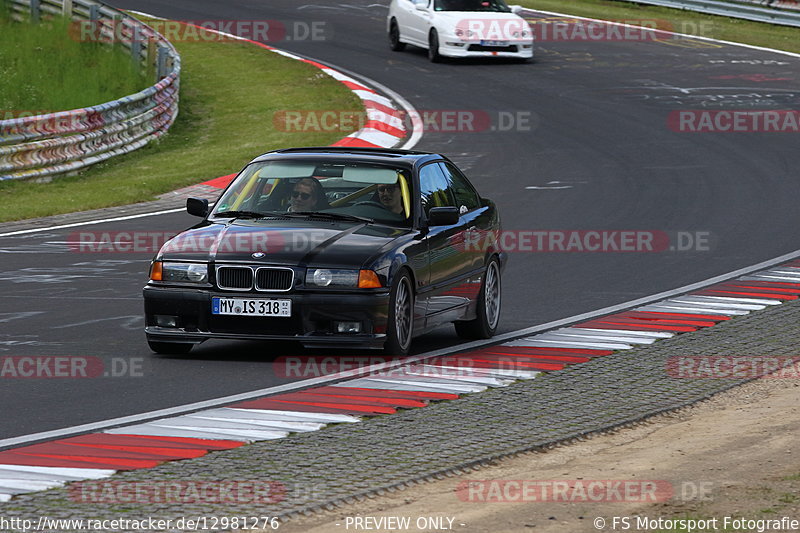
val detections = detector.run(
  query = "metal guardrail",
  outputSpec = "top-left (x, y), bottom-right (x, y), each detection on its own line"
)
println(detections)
top-left (0, 0), bottom-right (181, 181)
top-left (728, 0), bottom-right (799, 12)
top-left (612, 0), bottom-right (800, 27)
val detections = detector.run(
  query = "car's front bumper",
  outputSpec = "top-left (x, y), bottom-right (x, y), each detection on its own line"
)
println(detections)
top-left (438, 40), bottom-right (533, 59)
top-left (143, 285), bottom-right (391, 349)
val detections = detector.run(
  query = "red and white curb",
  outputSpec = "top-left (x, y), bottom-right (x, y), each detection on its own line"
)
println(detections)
top-left (3, 260), bottom-right (800, 502)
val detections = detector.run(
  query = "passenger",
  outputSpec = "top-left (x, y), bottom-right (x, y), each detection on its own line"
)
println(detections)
top-left (289, 177), bottom-right (328, 212)
top-left (377, 182), bottom-right (404, 215)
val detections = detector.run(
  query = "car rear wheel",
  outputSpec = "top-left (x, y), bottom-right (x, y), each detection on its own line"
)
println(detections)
top-left (455, 257), bottom-right (501, 339)
top-left (428, 29), bottom-right (441, 63)
top-left (389, 20), bottom-right (405, 51)
top-left (147, 340), bottom-right (194, 355)
top-left (385, 271), bottom-right (414, 355)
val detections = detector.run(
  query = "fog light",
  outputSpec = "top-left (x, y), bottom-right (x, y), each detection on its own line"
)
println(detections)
top-left (335, 321), bottom-right (361, 334)
top-left (155, 315), bottom-right (178, 328)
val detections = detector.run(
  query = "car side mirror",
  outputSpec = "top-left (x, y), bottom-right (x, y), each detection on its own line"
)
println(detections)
top-left (428, 206), bottom-right (459, 226)
top-left (415, 2), bottom-right (428, 11)
top-left (187, 197), bottom-right (209, 218)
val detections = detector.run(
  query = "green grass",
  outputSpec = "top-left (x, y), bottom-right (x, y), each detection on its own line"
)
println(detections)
top-left (0, 18), bottom-right (361, 222)
top-left (518, 0), bottom-right (800, 54)
top-left (0, 8), bottom-right (148, 113)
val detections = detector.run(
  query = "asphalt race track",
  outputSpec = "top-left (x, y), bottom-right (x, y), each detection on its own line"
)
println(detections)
top-left (1, 0), bottom-right (799, 441)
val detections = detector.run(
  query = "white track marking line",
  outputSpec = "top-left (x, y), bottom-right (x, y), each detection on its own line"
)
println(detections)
top-left (0, 479), bottom-right (65, 491)
top-left (185, 416), bottom-right (324, 432)
top-left (415, 364), bottom-right (539, 380)
top-left (103, 426), bottom-right (255, 441)
top-left (570, 328), bottom-right (674, 338)
top-left (225, 409), bottom-right (360, 423)
top-left (0, 465), bottom-right (114, 479)
top-left (511, 336), bottom-right (634, 350)
top-left (0, 208), bottom-right (185, 238)
top-left (637, 304), bottom-right (749, 315)
top-left (552, 329), bottom-right (658, 344)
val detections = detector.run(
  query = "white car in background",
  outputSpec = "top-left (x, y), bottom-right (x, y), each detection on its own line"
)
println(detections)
top-left (388, 0), bottom-right (533, 62)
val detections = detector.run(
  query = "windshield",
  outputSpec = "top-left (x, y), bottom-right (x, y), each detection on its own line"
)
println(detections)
top-left (434, 0), bottom-right (511, 12)
top-left (211, 159), bottom-right (413, 227)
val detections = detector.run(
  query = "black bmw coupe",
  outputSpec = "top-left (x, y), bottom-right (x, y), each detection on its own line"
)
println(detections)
top-left (144, 147), bottom-right (505, 355)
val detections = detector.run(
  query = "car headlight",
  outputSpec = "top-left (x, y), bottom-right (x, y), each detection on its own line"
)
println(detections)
top-left (305, 269), bottom-right (382, 288)
top-left (306, 268), bottom-right (358, 288)
top-left (150, 261), bottom-right (209, 283)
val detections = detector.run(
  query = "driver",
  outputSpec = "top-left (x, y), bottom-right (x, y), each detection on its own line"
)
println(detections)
top-left (377, 182), bottom-right (404, 215)
top-left (289, 178), bottom-right (327, 212)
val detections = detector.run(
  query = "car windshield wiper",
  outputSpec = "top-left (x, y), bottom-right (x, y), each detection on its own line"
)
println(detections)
top-left (287, 211), bottom-right (374, 224)
top-left (213, 210), bottom-right (286, 219)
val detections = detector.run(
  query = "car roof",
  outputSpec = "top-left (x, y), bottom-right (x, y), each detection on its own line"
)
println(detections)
top-left (249, 146), bottom-right (444, 167)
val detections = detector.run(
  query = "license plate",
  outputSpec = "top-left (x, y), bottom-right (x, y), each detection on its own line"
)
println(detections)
top-left (212, 297), bottom-right (291, 317)
top-left (481, 40), bottom-right (508, 46)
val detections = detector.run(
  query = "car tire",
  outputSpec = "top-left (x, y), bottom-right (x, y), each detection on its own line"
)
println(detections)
top-left (428, 29), bottom-right (442, 63)
top-left (389, 20), bottom-right (405, 51)
top-left (384, 270), bottom-right (414, 355)
top-left (455, 257), bottom-right (501, 340)
top-left (147, 340), bottom-right (194, 355)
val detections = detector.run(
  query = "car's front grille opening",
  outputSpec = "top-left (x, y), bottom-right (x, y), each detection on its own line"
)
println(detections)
top-left (217, 266), bottom-right (253, 290)
top-left (467, 44), bottom-right (519, 52)
top-left (255, 268), bottom-right (294, 291)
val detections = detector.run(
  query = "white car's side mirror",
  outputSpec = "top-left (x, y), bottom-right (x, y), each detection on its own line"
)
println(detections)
top-left (509, 4), bottom-right (522, 14)
top-left (415, 2), bottom-right (428, 11)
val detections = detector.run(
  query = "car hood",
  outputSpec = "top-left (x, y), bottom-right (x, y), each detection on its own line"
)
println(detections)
top-left (159, 219), bottom-right (409, 268)
top-left (435, 11), bottom-right (531, 38)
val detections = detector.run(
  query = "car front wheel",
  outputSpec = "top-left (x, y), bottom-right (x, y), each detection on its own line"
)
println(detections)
top-left (389, 20), bottom-right (405, 51)
top-left (385, 271), bottom-right (414, 355)
top-left (428, 29), bottom-right (441, 63)
top-left (455, 257), bottom-right (501, 339)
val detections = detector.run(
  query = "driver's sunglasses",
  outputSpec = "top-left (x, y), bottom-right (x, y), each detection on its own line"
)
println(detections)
top-left (291, 191), bottom-right (312, 200)
top-left (377, 185), bottom-right (397, 193)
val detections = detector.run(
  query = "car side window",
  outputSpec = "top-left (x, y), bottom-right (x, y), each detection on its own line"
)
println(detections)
top-left (439, 162), bottom-right (480, 213)
top-left (419, 163), bottom-right (456, 216)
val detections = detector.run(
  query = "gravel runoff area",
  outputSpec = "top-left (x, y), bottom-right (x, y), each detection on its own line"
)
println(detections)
top-left (1, 284), bottom-right (798, 531)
